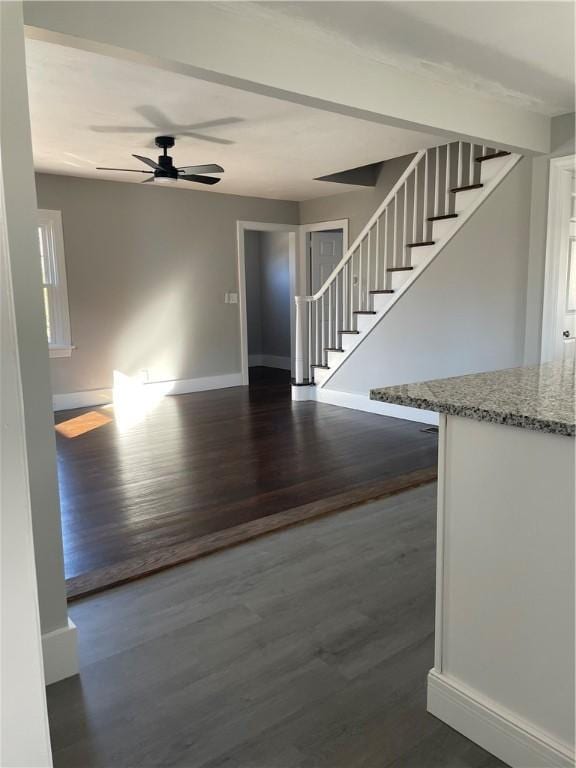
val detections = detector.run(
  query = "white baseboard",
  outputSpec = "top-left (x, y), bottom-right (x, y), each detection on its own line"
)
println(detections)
top-left (248, 354), bottom-right (292, 370)
top-left (428, 670), bottom-right (575, 768)
top-left (53, 373), bottom-right (244, 411)
top-left (42, 618), bottom-right (78, 686)
top-left (293, 385), bottom-right (438, 425)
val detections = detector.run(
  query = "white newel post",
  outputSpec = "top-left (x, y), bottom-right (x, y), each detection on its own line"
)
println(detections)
top-left (294, 295), bottom-right (307, 384)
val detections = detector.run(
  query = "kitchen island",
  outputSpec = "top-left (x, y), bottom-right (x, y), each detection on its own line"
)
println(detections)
top-left (371, 358), bottom-right (575, 768)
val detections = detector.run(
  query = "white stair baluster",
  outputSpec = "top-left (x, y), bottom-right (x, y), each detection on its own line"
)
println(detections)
top-left (375, 219), bottom-right (380, 291)
top-left (412, 163), bottom-right (418, 244)
top-left (358, 244), bottom-right (363, 309)
top-left (434, 146), bottom-right (440, 219)
top-left (445, 143), bottom-right (452, 215)
top-left (328, 283), bottom-right (333, 349)
top-left (367, 229), bottom-right (372, 295)
top-left (392, 196), bottom-right (398, 268)
top-left (402, 182), bottom-right (408, 266)
top-left (383, 208), bottom-right (389, 283)
top-left (423, 149), bottom-right (429, 240)
top-left (308, 300), bottom-right (314, 380)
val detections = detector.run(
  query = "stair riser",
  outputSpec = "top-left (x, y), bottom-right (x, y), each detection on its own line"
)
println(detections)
top-left (390, 270), bottom-right (412, 291)
top-left (408, 246), bottom-right (435, 268)
top-left (479, 155), bottom-right (511, 184)
top-left (312, 366), bottom-right (331, 386)
top-left (356, 314), bottom-right (377, 333)
top-left (340, 335), bottom-right (357, 352)
top-left (326, 349), bottom-right (344, 367)
top-left (431, 218), bottom-right (456, 242)
top-left (372, 293), bottom-right (395, 312)
top-left (452, 186), bottom-right (483, 213)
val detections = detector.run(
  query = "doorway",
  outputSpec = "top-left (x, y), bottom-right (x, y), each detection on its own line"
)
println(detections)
top-left (541, 155), bottom-right (576, 361)
top-left (237, 222), bottom-right (298, 386)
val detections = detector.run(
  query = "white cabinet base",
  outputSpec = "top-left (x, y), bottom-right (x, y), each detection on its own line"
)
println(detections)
top-left (428, 671), bottom-right (575, 768)
top-left (429, 415), bottom-right (575, 768)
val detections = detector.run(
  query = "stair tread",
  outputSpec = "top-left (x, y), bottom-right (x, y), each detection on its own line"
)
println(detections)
top-left (369, 289), bottom-right (395, 294)
top-left (428, 213), bottom-right (458, 221)
top-left (475, 151), bottom-right (511, 163)
top-left (325, 347), bottom-right (344, 352)
top-left (406, 241), bottom-right (435, 248)
top-left (339, 330), bottom-right (360, 334)
top-left (354, 310), bottom-right (377, 314)
top-left (387, 266), bottom-right (414, 272)
top-left (311, 364), bottom-right (330, 369)
top-left (451, 183), bottom-right (483, 193)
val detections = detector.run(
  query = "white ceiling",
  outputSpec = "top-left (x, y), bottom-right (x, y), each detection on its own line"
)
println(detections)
top-left (243, 1), bottom-right (575, 116)
top-left (25, 38), bottom-right (441, 201)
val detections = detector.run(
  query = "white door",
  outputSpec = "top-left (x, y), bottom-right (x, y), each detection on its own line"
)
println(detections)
top-left (309, 230), bottom-right (343, 293)
top-left (553, 171), bottom-right (576, 359)
top-left (542, 158), bottom-right (576, 362)
top-left (560, 176), bottom-right (576, 353)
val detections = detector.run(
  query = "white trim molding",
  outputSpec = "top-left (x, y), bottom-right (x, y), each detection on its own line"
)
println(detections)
top-left (53, 372), bottom-right (244, 411)
top-left (292, 384), bottom-right (438, 425)
top-left (42, 618), bottom-right (79, 686)
top-left (428, 670), bottom-right (575, 768)
top-left (49, 344), bottom-right (75, 358)
top-left (541, 154), bottom-right (576, 362)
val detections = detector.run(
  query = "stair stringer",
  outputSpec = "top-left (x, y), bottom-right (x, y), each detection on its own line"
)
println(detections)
top-left (314, 152), bottom-right (522, 391)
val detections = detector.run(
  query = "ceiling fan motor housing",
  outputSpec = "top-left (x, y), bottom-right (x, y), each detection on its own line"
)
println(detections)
top-left (155, 136), bottom-right (178, 179)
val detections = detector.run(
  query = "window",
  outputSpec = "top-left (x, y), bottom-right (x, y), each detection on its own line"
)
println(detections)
top-left (37, 209), bottom-right (72, 357)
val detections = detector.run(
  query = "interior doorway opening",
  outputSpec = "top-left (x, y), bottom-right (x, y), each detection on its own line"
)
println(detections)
top-left (244, 229), bottom-right (292, 387)
top-left (237, 222), bottom-right (299, 387)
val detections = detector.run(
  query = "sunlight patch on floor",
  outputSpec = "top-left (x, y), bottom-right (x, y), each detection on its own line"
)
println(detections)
top-left (55, 411), bottom-right (113, 438)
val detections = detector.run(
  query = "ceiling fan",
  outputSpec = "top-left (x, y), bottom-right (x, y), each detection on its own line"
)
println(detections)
top-left (96, 136), bottom-right (224, 185)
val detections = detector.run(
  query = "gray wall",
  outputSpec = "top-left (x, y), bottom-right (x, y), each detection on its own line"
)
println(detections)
top-left (35, 174), bottom-right (298, 394)
top-left (327, 158), bottom-right (532, 394)
top-left (299, 154), bottom-right (414, 242)
top-left (245, 230), bottom-right (291, 360)
top-left (524, 112), bottom-right (576, 363)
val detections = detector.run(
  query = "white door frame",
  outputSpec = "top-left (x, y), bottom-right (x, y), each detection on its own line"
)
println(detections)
top-left (299, 219), bottom-right (349, 295)
top-left (236, 221), bottom-right (299, 386)
top-left (541, 154), bottom-right (576, 362)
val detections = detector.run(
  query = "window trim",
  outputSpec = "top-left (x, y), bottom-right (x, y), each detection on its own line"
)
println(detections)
top-left (37, 209), bottom-right (73, 357)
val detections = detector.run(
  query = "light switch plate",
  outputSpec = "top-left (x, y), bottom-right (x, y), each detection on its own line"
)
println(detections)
top-left (228, 292), bottom-right (238, 304)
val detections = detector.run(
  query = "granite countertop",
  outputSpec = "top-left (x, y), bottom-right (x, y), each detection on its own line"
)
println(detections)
top-left (370, 356), bottom-right (576, 437)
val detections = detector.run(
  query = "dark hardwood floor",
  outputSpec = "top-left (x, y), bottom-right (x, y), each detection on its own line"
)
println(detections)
top-left (47, 486), bottom-right (505, 768)
top-left (55, 368), bottom-right (438, 598)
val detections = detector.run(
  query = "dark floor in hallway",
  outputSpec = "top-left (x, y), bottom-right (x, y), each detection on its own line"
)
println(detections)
top-left (55, 367), bottom-right (438, 598)
top-left (46, 484), bottom-right (506, 768)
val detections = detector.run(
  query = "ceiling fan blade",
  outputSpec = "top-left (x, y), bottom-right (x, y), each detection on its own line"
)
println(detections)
top-left (132, 154), bottom-right (163, 170)
top-left (96, 167), bottom-right (154, 173)
top-left (178, 164), bottom-right (224, 175)
top-left (180, 174), bottom-right (221, 185)
top-left (141, 177), bottom-right (156, 183)
top-left (134, 105), bottom-right (172, 128)
top-left (181, 117), bottom-right (243, 131)
top-left (179, 132), bottom-right (235, 145)
top-left (91, 126), bottom-right (159, 134)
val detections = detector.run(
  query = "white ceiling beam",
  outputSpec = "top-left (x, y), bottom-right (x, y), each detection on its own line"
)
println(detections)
top-left (24, 1), bottom-right (551, 154)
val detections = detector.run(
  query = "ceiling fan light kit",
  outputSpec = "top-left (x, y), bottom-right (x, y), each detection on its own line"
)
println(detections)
top-left (96, 135), bottom-right (224, 186)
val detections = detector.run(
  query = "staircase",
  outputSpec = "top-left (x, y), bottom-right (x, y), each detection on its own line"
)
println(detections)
top-left (293, 142), bottom-right (522, 389)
